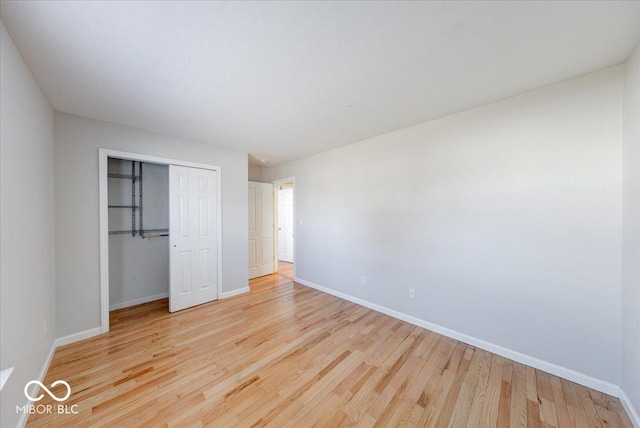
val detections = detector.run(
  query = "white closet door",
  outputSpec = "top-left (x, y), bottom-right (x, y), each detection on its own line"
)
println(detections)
top-left (248, 181), bottom-right (274, 279)
top-left (169, 165), bottom-right (218, 312)
top-left (278, 187), bottom-right (294, 263)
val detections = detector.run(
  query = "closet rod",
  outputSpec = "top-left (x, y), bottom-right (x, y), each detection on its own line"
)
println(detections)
top-left (140, 228), bottom-right (169, 239)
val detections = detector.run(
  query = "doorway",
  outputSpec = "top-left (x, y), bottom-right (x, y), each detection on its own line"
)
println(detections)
top-left (273, 178), bottom-right (296, 281)
top-left (277, 185), bottom-right (294, 263)
top-left (99, 149), bottom-right (222, 333)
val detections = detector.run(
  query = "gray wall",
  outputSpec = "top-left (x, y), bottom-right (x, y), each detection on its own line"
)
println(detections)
top-left (108, 159), bottom-right (169, 308)
top-left (0, 20), bottom-right (55, 428)
top-left (249, 162), bottom-right (267, 182)
top-left (54, 112), bottom-right (248, 338)
top-left (268, 66), bottom-right (624, 386)
top-left (622, 39), bottom-right (640, 418)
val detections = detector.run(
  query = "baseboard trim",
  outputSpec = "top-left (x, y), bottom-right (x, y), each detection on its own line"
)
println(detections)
top-left (109, 292), bottom-right (169, 311)
top-left (37, 341), bottom-right (57, 388)
top-left (620, 388), bottom-right (640, 428)
top-left (54, 327), bottom-right (102, 348)
top-left (17, 340), bottom-right (56, 427)
top-left (294, 276), bottom-right (620, 397)
top-left (221, 287), bottom-right (250, 299)
top-left (17, 327), bottom-right (106, 426)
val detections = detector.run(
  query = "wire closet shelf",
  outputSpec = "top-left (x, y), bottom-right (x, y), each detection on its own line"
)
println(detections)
top-left (107, 160), bottom-right (169, 238)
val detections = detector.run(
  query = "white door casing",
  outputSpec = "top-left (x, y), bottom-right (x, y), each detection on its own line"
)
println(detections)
top-left (278, 186), bottom-right (294, 263)
top-left (249, 181), bottom-right (274, 279)
top-left (169, 165), bottom-right (218, 312)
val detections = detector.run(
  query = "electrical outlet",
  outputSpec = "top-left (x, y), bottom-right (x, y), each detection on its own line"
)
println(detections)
top-left (43, 319), bottom-right (47, 337)
top-left (360, 275), bottom-right (366, 285)
top-left (299, 219), bottom-right (304, 226)
top-left (409, 288), bottom-right (416, 298)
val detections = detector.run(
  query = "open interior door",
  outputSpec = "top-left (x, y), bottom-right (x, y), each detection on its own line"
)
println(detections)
top-left (249, 181), bottom-right (274, 279)
top-left (169, 165), bottom-right (218, 312)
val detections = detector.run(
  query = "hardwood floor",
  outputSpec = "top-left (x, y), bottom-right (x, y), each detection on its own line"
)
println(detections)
top-left (278, 261), bottom-right (294, 280)
top-left (29, 264), bottom-right (632, 427)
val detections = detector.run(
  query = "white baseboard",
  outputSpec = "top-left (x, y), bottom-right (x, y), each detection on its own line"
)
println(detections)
top-left (109, 292), bottom-right (169, 311)
top-left (294, 276), bottom-right (620, 397)
top-left (620, 388), bottom-right (640, 428)
top-left (54, 327), bottom-right (102, 348)
top-left (17, 340), bottom-right (57, 428)
top-left (37, 341), bottom-right (57, 388)
top-left (17, 328), bottom-right (103, 426)
top-left (221, 287), bottom-right (250, 299)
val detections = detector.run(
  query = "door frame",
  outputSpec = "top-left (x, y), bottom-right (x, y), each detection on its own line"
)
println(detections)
top-left (98, 148), bottom-right (222, 333)
top-left (272, 177), bottom-right (296, 279)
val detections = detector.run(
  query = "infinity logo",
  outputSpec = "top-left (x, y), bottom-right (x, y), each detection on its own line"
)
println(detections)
top-left (24, 380), bottom-right (71, 402)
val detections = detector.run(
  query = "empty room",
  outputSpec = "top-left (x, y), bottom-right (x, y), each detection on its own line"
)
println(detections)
top-left (1, 1), bottom-right (639, 427)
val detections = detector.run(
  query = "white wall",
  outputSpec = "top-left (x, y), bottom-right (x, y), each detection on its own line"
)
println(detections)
top-left (622, 39), bottom-right (640, 422)
top-left (54, 112), bottom-right (248, 338)
top-left (108, 159), bottom-right (169, 309)
top-left (0, 19), bottom-right (55, 428)
top-left (268, 66), bottom-right (624, 387)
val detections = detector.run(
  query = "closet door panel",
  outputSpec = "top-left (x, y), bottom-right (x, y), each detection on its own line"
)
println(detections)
top-left (169, 165), bottom-right (218, 312)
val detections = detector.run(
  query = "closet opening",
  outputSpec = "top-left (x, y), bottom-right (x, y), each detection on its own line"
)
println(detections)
top-left (272, 178), bottom-right (296, 283)
top-left (107, 158), bottom-right (170, 314)
top-left (99, 149), bottom-right (223, 333)
top-left (275, 181), bottom-right (294, 280)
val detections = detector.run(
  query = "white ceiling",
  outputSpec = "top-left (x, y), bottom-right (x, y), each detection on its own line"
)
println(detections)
top-left (2, 1), bottom-right (639, 165)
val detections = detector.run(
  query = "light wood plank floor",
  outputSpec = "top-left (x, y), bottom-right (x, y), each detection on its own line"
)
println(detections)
top-left (29, 263), bottom-right (632, 427)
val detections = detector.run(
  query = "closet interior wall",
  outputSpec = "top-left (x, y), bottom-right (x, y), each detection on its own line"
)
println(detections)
top-left (108, 158), bottom-right (170, 310)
